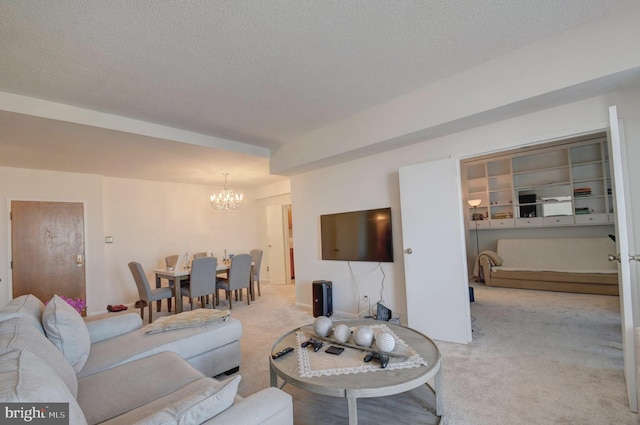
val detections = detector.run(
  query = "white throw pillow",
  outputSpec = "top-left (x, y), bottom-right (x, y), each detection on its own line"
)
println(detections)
top-left (0, 349), bottom-right (87, 425)
top-left (0, 294), bottom-right (46, 334)
top-left (132, 375), bottom-right (241, 425)
top-left (42, 295), bottom-right (91, 373)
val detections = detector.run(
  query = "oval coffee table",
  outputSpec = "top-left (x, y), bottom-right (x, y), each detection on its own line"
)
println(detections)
top-left (269, 319), bottom-right (443, 424)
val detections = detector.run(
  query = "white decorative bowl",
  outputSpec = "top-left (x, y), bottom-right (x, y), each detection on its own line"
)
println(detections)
top-left (313, 316), bottom-right (333, 337)
top-left (332, 324), bottom-right (351, 343)
top-left (353, 325), bottom-right (374, 347)
top-left (375, 332), bottom-right (396, 352)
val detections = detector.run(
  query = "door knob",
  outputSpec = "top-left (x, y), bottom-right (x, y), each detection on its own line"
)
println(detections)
top-left (630, 254), bottom-right (640, 262)
top-left (405, 248), bottom-right (413, 254)
top-left (608, 254), bottom-right (621, 262)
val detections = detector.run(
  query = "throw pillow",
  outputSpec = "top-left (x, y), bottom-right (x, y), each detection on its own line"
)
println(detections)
top-left (0, 318), bottom-right (78, 397)
top-left (42, 295), bottom-right (91, 373)
top-left (132, 375), bottom-right (240, 425)
top-left (0, 349), bottom-right (87, 425)
top-left (0, 294), bottom-right (46, 334)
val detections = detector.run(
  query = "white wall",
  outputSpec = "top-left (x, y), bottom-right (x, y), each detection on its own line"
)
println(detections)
top-left (102, 177), bottom-right (263, 310)
top-left (0, 167), bottom-right (106, 311)
top-left (291, 90), bottom-right (639, 323)
top-left (0, 169), bottom-right (282, 315)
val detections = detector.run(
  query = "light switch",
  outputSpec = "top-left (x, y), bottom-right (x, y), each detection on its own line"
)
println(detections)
top-left (105, 236), bottom-right (113, 243)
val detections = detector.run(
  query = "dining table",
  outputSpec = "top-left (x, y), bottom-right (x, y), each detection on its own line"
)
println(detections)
top-left (153, 261), bottom-right (254, 314)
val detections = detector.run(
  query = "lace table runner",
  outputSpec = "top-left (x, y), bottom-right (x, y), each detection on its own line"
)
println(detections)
top-left (296, 324), bottom-right (427, 378)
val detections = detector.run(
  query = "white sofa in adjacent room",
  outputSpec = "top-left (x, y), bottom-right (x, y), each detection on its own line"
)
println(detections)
top-left (478, 237), bottom-right (619, 295)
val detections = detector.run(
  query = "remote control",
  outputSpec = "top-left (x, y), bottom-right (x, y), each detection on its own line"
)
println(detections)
top-left (272, 347), bottom-right (294, 359)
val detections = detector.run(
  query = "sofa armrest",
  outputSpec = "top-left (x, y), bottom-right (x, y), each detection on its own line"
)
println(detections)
top-left (479, 255), bottom-right (493, 286)
top-left (202, 388), bottom-right (293, 425)
top-left (86, 313), bottom-right (142, 343)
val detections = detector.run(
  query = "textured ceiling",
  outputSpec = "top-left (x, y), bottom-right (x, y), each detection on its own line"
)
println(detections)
top-left (0, 0), bottom-right (636, 186)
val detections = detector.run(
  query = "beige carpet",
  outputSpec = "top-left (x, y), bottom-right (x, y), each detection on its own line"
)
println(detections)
top-left (101, 283), bottom-right (638, 424)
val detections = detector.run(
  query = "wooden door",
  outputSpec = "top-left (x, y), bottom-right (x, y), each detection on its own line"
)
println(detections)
top-left (11, 201), bottom-right (86, 303)
top-left (399, 158), bottom-right (472, 344)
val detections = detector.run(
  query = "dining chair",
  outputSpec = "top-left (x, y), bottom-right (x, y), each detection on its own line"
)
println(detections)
top-left (128, 261), bottom-right (174, 323)
top-left (165, 254), bottom-right (179, 268)
top-left (249, 249), bottom-right (264, 300)
top-left (180, 257), bottom-right (217, 310)
top-left (193, 252), bottom-right (208, 259)
top-left (216, 253), bottom-right (252, 309)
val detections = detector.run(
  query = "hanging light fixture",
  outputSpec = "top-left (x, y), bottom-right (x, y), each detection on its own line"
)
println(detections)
top-left (210, 173), bottom-right (244, 210)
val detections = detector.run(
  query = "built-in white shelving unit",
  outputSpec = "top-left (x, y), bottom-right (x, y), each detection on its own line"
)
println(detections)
top-left (462, 132), bottom-right (612, 229)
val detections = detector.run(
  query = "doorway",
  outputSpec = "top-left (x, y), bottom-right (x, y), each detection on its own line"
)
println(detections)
top-left (266, 204), bottom-right (295, 285)
top-left (10, 200), bottom-right (86, 303)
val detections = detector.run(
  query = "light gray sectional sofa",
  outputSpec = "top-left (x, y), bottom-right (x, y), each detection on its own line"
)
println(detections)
top-left (0, 294), bottom-right (293, 424)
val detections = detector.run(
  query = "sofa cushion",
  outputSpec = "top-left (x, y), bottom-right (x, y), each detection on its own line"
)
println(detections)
top-left (0, 318), bottom-right (77, 397)
top-left (0, 294), bottom-right (45, 334)
top-left (77, 351), bottom-right (206, 425)
top-left (0, 349), bottom-right (87, 425)
top-left (130, 376), bottom-right (240, 425)
top-left (85, 313), bottom-right (143, 343)
top-left (79, 316), bottom-right (242, 378)
top-left (97, 376), bottom-right (240, 425)
top-left (496, 237), bottom-right (618, 273)
top-left (42, 295), bottom-right (91, 373)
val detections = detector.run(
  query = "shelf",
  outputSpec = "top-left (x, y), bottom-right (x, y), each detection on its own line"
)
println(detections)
top-left (462, 136), bottom-right (613, 230)
top-left (513, 181), bottom-right (570, 191)
top-left (512, 165), bottom-right (568, 176)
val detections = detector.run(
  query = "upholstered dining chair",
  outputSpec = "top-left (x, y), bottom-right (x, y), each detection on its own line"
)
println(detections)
top-left (215, 253), bottom-right (252, 309)
top-left (180, 257), bottom-right (217, 310)
top-left (165, 254), bottom-right (179, 268)
top-left (128, 261), bottom-right (174, 323)
top-left (249, 249), bottom-right (263, 300)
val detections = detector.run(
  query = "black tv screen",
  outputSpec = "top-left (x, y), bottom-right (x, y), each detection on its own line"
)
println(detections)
top-left (320, 207), bottom-right (394, 262)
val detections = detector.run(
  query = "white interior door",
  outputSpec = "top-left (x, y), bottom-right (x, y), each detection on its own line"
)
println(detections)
top-left (399, 158), bottom-right (472, 344)
top-left (608, 105), bottom-right (638, 412)
top-left (266, 205), bottom-right (286, 285)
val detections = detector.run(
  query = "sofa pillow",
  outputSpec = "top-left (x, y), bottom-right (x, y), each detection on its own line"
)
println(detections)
top-left (0, 349), bottom-right (87, 425)
top-left (0, 318), bottom-right (78, 397)
top-left (42, 295), bottom-right (91, 373)
top-left (132, 375), bottom-right (241, 425)
top-left (0, 294), bottom-right (45, 334)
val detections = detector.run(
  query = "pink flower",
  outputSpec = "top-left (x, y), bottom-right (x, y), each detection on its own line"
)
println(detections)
top-left (46, 296), bottom-right (87, 313)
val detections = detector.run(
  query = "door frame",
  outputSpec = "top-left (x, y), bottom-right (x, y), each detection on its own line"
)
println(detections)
top-left (5, 198), bottom-right (89, 306)
top-left (458, 122), bottom-right (636, 410)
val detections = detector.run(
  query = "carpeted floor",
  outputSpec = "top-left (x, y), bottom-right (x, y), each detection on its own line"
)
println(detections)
top-left (100, 282), bottom-right (638, 424)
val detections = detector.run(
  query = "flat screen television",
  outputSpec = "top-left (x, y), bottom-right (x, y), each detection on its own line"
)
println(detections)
top-left (320, 207), bottom-right (394, 262)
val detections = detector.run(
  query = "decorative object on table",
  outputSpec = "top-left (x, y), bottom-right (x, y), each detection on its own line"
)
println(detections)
top-left (313, 316), bottom-right (333, 337)
top-left (374, 331), bottom-right (396, 352)
top-left (352, 325), bottom-right (374, 347)
top-left (46, 295), bottom-right (87, 316)
top-left (210, 172), bottom-right (244, 211)
top-left (332, 323), bottom-right (351, 343)
top-left (294, 324), bottom-right (427, 378)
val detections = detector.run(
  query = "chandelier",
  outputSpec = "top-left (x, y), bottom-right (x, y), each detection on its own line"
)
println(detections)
top-left (210, 173), bottom-right (244, 210)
